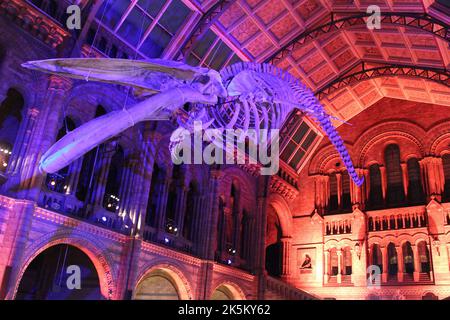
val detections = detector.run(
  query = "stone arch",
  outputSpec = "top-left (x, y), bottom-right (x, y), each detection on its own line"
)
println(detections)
top-left (429, 122), bottom-right (450, 156)
top-left (13, 235), bottom-right (117, 300)
top-left (267, 193), bottom-right (293, 237)
top-left (324, 237), bottom-right (353, 250)
top-left (308, 144), bottom-right (356, 175)
top-left (210, 281), bottom-right (246, 300)
top-left (134, 262), bottom-right (193, 300)
top-left (354, 121), bottom-right (426, 166)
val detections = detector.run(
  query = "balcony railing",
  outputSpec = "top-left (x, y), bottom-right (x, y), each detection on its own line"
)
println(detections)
top-left (142, 225), bottom-right (193, 255)
top-left (366, 205), bottom-right (427, 232)
top-left (38, 189), bottom-right (131, 235)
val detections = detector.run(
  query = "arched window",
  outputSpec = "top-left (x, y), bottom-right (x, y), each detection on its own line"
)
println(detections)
top-left (417, 241), bottom-right (431, 274)
top-left (385, 144), bottom-right (405, 206)
top-left (407, 158), bottom-right (425, 205)
top-left (45, 117), bottom-right (76, 193)
top-left (342, 171), bottom-right (351, 212)
top-left (166, 165), bottom-right (182, 232)
top-left (240, 209), bottom-right (251, 262)
top-left (228, 183), bottom-right (240, 249)
top-left (265, 205), bottom-right (282, 277)
top-left (387, 243), bottom-right (398, 279)
top-left (368, 164), bottom-right (383, 208)
top-left (145, 163), bottom-right (164, 228)
top-left (402, 241), bottom-right (414, 275)
top-left (0, 88), bottom-right (24, 173)
top-left (371, 244), bottom-right (383, 273)
top-left (328, 173), bottom-right (338, 212)
top-left (342, 247), bottom-right (352, 276)
top-left (103, 145), bottom-right (124, 212)
top-left (182, 181), bottom-right (197, 240)
top-left (330, 248), bottom-right (339, 277)
top-left (443, 154), bottom-right (450, 202)
top-left (216, 196), bottom-right (226, 254)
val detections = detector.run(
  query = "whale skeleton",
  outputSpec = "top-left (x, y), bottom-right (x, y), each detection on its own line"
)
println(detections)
top-left (22, 58), bottom-right (364, 186)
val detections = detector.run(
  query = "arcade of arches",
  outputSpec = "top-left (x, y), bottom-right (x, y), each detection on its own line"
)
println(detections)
top-left (0, 0), bottom-right (450, 301)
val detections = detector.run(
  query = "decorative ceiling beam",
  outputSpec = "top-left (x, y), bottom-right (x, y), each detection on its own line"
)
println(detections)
top-left (179, 0), bottom-right (236, 60)
top-left (266, 12), bottom-right (450, 65)
top-left (315, 61), bottom-right (450, 100)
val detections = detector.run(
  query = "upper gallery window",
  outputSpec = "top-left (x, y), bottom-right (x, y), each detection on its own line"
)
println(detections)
top-left (279, 112), bottom-right (319, 173)
top-left (97, 0), bottom-right (192, 58)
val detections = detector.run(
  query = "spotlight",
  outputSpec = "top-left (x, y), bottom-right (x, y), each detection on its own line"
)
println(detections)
top-left (107, 203), bottom-right (112, 208)
top-left (116, 206), bottom-right (119, 210)
top-left (164, 237), bottom-right (169, 244)
top-left (2, 162), bottom-right (7, 167)
top-left (63, 185), bottom-right (67, 189)
top-left (173, 227), bottom-right (178, 233)
top-left (227, 259), bottom-right (232, 265)
top-left (50, 180), bottom-right (56, 186)
top-left (101, 216), bottom-right (107, 222)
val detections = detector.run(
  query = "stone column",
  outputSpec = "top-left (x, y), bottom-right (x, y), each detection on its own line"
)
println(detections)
top-left (133, 128), bottom-right (157, 237)
top-left (117, 157), bottom-right (136, 218)
top-left (90, 141), bottom-right (116, 207)
top-left (1, 108), bottom-right (40, 195)
top-left (314, 175), bottom-right (329, 214)
top-left (255, 175), bottom-right (270, 299)
top-left (412, 245), bottom-right (420, 282)
top-left (175, 185), bottom-right (188, 233)
top-left (65, 157), bottom-right (83, 195)
top-left (324, 249), bottom-right (330, 284)
top-left (401, 162), bottom-right (409, 198)
top-left (336, 172), bottom-right (342, 207)
top-left (280, 236), bottom-right (292, 279)
top-left (397, 245), bottom-right (404, 282)
top-left (381, 246), bottom-right (388, 283)
top-left (201, 169), bottom-right (222, 260)
top-left (18, 75), bottom-right (72, 201)
top-left (380, 166), bottom-right (387, 202)
top-left (337, 249), bottom-right (342, 283)
top-left (156, 177), bottom-right (171, 232)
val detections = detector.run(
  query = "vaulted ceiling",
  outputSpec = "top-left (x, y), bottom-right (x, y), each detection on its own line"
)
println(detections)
top-left (201, 0), bottom-right (450, 122)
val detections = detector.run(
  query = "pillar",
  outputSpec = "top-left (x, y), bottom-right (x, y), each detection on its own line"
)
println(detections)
top-left (175, 185), bottom-right (188, 233)
top-left (201, 168), bottom-right (222, 260)
top-left (90, 141), bottom-right (117, 208)
top-left (324, 250), bottom-right (330, 284)
top-left (337, 249), bottom-right (342, 283)
top-left (401, 162), bottom-right (408, 198)
top-left (18, 75), bottom-right (72, 201)
top-left (65, 157), bottom-right (83, 195)
top-left (397, 245), bottom-right (404, 282)
top-left (314, 175), bottom-right (329, 214)
top-left (280, 236), bottom-right (292, 279)
top-left (381, 246), bottom-right (388, 283)
top-left (380, 165), bottom-right (387, 202)
top-left (412, 245), bottom-right (420, 282)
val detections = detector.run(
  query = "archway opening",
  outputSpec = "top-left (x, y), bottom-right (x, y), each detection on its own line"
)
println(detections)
top-left (417, 241), bottom-right (431, 274)
top-left (211, 286), bottom-right (233, 300)
top-left (0, 88), bottom-right (24, 173)
top-left (387, 243), bottom-right (398, 280)
top-left (402, 241), bottom-right (414, 275)
top-left (16, 244), bottom-right (102, 300)
top-left (134, 270), bottom-right (181, 300)
top-left (265, 205), bottom-right (282, 277)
